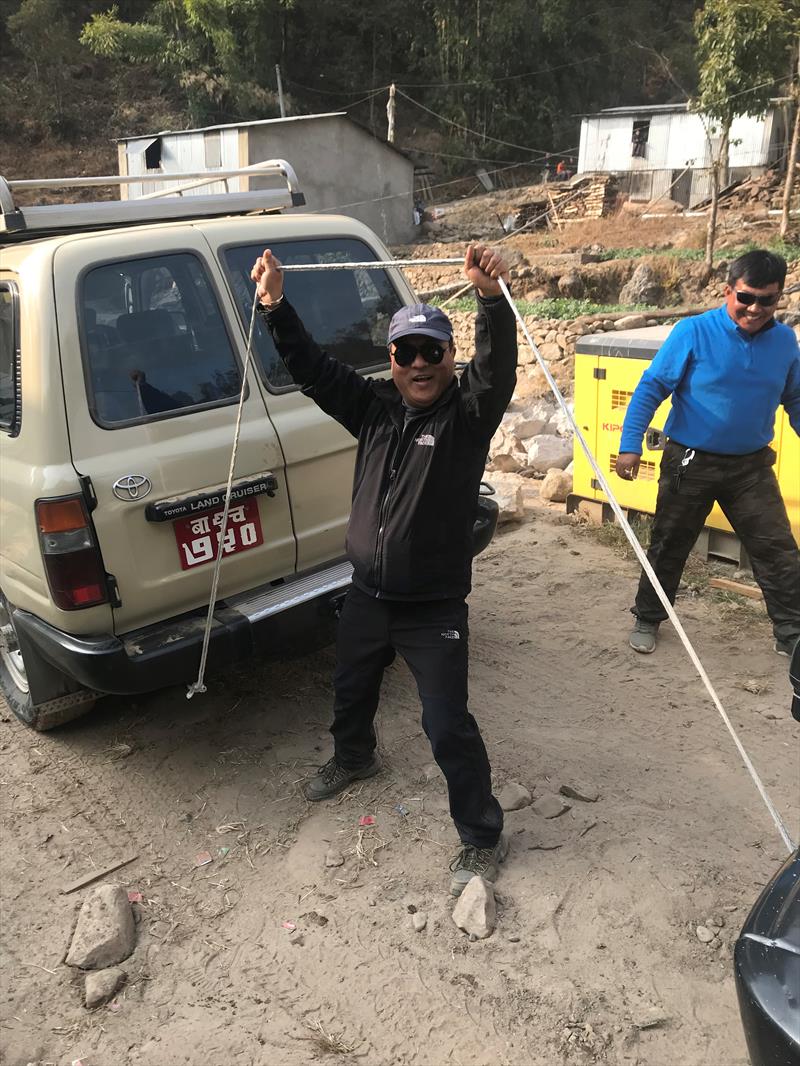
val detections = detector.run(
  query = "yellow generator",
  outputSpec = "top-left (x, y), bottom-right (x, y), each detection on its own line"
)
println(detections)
top-left (570, 324), bottom-right (800, 561)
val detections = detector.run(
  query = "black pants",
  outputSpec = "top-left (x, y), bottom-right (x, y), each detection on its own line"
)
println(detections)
top-left (634, 442), bottom-right (800, 643)
top-left (331, 586), bottom-right (503, 848)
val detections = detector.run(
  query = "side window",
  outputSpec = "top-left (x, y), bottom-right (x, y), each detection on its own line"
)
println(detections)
top-left (0, 283), bottom-right (20, 435)
top-left (223, 238), bottom-right (404, 390)
top-left (81, 253), bottom-right (242, 426)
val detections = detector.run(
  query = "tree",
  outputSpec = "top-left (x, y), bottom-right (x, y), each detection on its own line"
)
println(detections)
top-left (79, 0), bottom-right (282, 125)
top-left (780, 32), bottom-right (800, 239)
top-left (693, 0), bottom-right (793, 277)
top-left (6, 0), bottom-right (83, 136)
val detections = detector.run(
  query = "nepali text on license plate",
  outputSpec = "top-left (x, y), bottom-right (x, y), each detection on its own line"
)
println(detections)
top-left (173, 498), bottom-right (264, 570)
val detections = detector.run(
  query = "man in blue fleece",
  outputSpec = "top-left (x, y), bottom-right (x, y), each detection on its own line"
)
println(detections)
top-left (616, 250), bottom-right (800, 656)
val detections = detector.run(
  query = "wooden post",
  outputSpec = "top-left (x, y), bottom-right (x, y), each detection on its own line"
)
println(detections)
top-left (387, 82), bottom-right (396, 144)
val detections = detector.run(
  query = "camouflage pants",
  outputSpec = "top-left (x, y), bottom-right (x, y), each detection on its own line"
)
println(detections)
top-left (633, 441), bottom-right (800, 643)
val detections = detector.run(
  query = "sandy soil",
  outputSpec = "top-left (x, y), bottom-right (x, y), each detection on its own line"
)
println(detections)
top-left (1, 494), bottom-right (798, 1066)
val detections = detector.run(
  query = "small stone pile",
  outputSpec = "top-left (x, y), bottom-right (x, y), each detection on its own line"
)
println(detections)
top-left (720, 169), bottom-right (788, 211)
top-left (487, 398), bottom-right (573, 478)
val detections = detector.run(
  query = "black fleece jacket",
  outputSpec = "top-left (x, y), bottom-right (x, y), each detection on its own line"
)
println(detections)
top-left (262, 293), bottom-right (518, 600)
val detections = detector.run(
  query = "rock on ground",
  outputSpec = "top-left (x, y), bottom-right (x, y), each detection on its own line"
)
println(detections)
top-left (695, 925), bottom-right (716, 944)
top-left (613, 314), bottom-right (648, 331)
top-left (497, 782), bottom-right (532, 811)
top-left (559, 781), bottom-right (600, 803)
top-left (494, 485), bottom-right (525, 524)
top-left (525, 435), bottom-right (573, 474)
top-left (412, 912), bottom-right (428, 932)
top-left (65, 884), bottom-right (136, 970)
top-left (452, 877), bottom-right (496, 940)
top-left (325, 849), bottom-right (345, 868)
top-left (540, 468), bottom-right (573, 503)
top-left (533, 793), bottom-right (572, 819)
top-left (85, 966), bottom-right (126, 1008)
top-left (619, 263), bottom-right (664, 307)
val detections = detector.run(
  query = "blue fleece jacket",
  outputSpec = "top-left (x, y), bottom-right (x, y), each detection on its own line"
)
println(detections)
top-left (619, 305), bottom-right (800, 455)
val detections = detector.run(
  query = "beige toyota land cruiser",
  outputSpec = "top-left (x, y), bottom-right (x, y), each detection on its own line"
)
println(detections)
top-left (0, 164), bottom-right (498, 730)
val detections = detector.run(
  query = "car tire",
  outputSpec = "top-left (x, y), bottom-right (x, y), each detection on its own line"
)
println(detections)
top-left (0, 592), bottom-right (97, 731)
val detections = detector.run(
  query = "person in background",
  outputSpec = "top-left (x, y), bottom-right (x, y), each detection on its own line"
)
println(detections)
top-left (251, 244), bottom-right (518, 896)
top-left (616, 249), bottom-right (800, 657)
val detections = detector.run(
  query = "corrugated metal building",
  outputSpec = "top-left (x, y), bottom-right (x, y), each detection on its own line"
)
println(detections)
top-left (577, 102), bottom-right (790, 207)
top-left (116, 113), bottom-right (417, 244)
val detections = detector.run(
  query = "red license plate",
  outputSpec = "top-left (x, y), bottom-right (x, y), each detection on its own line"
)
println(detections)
top-left (173, 498), bottom-right (264, 570)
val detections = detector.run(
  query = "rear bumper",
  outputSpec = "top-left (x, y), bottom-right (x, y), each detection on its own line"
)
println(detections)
top-left (14, 497), bottom-right (500, 698)
top-left (14, 563), bottom-right (352, 696)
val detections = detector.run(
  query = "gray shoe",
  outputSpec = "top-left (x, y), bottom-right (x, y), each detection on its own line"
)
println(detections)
top-left (630, 619), bottom-right (659, 654)
top-left (449, 835), bottom-right (509, 897)
top-left (775, 636), bottom-right (799, 657)
top-left (303, 754), bottom-right (382, 801)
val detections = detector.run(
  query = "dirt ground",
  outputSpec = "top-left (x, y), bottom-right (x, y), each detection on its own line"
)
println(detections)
top-left (1, 490), bottom-right (797, 1066)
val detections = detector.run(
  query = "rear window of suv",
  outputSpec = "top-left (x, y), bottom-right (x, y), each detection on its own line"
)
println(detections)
top-left (81, 253), bottom-right (242, 426)
top-left (223, 238), bottom-right (404, 390)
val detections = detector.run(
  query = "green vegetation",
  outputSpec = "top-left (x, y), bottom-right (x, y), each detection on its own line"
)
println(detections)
top-left (1, 0), bottom-right (699, 155)
top-left (596, 239), bottom-right (800, 264)
top-left (692, 0), bottom-right (796, 270)
top-left (434, 296), bottom-right (656, 319)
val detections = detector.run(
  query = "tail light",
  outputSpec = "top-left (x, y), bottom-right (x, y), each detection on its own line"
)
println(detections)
top-left (36, 495), bottom-right (109, 610)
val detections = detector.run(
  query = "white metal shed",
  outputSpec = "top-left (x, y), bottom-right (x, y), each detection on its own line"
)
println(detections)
top-left (577, 102), bottom-right (790, 206)
top-left (117, 113), bottom-right (417, 245)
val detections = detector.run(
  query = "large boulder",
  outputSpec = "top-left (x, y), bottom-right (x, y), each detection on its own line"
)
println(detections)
top-left (619, 263), bottom-right (664, 307)
top-left (557, 270), bottom-right (584, 298)
top-left (524, 434), bottom-right (573, 474)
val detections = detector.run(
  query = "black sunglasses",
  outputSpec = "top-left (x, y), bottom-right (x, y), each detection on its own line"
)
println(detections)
top-left (734, 290), bottom-right (781, 307)
top-left (391, 339), bottom-right (448, 367)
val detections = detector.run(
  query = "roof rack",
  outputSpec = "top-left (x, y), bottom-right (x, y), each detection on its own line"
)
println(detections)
top-left (0, 159), bottom-right (305, 244)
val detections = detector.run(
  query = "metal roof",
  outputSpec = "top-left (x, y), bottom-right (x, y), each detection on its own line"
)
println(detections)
top-left (115, 110), bottom-right (413, 163)
top-left (579, 98), bottom-right (787, 120)
top-left (115, 112), bottom-right (347, 142)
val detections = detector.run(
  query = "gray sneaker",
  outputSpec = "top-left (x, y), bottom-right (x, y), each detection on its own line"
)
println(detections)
top-left (449, 835), bottom-right (509, 897)
top-left (775, 635), bottom-right (799, 657)
top-left (629, 619), bottom-right (659, 654)
top-left (303, 754), bottom-right (382, 801)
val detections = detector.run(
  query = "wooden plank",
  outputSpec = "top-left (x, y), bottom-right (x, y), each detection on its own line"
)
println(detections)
top-left (708, 577), bottom-right (763, 600)
top-left (60, 854), bottom-right (138, 895)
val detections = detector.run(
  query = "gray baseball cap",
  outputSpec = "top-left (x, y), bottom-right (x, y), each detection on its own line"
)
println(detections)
top-left (387, 303), bottom-right (453, 345)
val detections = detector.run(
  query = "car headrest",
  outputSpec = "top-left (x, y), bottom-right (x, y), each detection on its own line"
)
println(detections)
top-left (116, 310), bottom-right (178, 345)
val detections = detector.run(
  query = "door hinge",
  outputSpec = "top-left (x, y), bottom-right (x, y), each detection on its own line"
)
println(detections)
top-left (593, 368), bottom-right (607, 380)
top-left (105, 573), bottom-right (122, 608)
top-left (79, 473), bottom-right (97, 512)
top-left (591, 478), bottom-right (600, 490)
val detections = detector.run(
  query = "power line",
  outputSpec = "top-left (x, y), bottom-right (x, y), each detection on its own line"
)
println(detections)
top-left (396, 50), bottom-right (617, 88)
top-left (396, 88), bottom-right (574, 159)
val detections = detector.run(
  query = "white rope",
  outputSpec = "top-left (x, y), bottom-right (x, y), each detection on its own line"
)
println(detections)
top-left (187, 256), bottom-right (796, 854)
top-left (186, 294), bottom-right (259, 698)
top-left (496, 275), bottom-right (795, 854)
top-left (279, 259), bottom-right (464, 270)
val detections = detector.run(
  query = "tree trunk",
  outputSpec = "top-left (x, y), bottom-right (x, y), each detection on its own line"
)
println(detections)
top-left (781, 95), bottom-right (800, 239)
top-left (703, 126), bottom-right (729, 284)
top-left (703, 160), bottom-right (720, 282)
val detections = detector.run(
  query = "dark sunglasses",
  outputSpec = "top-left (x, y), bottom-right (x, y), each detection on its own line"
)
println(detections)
top-left (734, 290), bottom-right (781, 307)
top-left (391, 339), bottom-right (448, 367)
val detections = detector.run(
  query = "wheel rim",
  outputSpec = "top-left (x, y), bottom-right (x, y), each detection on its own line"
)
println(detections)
top-left (0, 599), bottom-right (29, 695)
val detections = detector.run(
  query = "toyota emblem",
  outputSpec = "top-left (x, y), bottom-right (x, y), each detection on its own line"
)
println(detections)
top-left (112, 474), bottom-right (152, 501)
